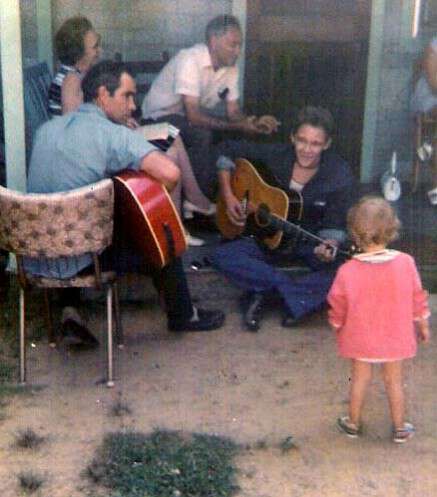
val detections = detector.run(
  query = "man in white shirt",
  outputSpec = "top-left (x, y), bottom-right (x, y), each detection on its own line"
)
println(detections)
top-left (142, 15), bottom-right (279, 198)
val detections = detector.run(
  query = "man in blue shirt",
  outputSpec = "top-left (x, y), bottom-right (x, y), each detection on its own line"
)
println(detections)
top-left (212, 106), bottom-right (355, 332)
top-left (27, 61), bottom-right (224, 343)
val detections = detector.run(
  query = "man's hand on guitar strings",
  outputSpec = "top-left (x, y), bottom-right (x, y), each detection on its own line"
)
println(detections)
top-left (224, 192), bottom-right (247, 227)
top-left (314, 239), bottom-right (339, 263)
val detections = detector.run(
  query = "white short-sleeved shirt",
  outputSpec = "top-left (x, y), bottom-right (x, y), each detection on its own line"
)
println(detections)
top-left (411, 37), bottom-right (437, 114)
top-left (142, 43), bottom-right (239, 119)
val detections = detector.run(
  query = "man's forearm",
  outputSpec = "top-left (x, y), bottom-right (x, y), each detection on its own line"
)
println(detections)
top-left (218, 170), bottom-right (235, 199)
top-left (187, 108), bottom-right (246, 131)
top-left (140, 151), bottom-right (180, 191)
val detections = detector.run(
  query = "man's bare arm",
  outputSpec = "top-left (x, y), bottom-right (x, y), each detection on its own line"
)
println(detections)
top-left (139, 151), bottom-right (180, 191)
top-left (227, 100), bottom-right (280, 134)
top-left (183, 95), bottom-right (260, 133)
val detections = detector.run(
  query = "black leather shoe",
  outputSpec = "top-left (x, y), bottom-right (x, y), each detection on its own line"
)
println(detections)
top-left (61, 318), bottom-right (99, 347)
top-left (243, 293), bottom-right (265, 332)
top-left (168, 308), bottom-right (225, 332)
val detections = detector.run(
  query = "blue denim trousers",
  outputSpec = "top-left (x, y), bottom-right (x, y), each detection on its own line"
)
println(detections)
top-left (212, 237), bottom-right (339, 319)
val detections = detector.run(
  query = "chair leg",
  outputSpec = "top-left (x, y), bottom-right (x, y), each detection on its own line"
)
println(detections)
top-left (19, 287), bottom-right (26, 384)
top-left (43, 289), bottom-right (56, 348)
top-left (106, 285), bottom-right (114, 388)
top-left (113, 281), bottom-right (124, 348)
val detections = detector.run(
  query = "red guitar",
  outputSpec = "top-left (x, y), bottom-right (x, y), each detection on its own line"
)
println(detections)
top-left (113, 170), bottom-right (187, 268)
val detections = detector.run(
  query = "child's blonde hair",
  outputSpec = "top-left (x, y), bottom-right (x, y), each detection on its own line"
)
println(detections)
top-left (347, 196), bottom-right (401, 249)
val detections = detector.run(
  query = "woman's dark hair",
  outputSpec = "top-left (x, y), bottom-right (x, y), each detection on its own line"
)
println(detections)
top-left (205, 15), bottom-right (241, 43)
top-left (82, 60), bottom-right (130, 102)
top-left (292, 106), bottom-right (335, 140)
top-left (55, 16), bottom-right (94, 66)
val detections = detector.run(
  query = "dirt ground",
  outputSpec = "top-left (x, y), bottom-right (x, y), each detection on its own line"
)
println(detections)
top-left (0, 289), bottom-right (436, 497)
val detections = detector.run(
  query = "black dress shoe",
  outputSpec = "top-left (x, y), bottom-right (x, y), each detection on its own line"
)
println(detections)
top-left (168, 308), bottom-right (225, 332)
top-left (243, 293), bottom-right (265, 332)
top-left (61, 318), bottom-right (99, 347)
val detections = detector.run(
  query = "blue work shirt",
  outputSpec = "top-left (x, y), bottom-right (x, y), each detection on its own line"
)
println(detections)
top-left (25, 103), bottom-right (157, 277)
top-left (28, 103), bottom-right (156, 192)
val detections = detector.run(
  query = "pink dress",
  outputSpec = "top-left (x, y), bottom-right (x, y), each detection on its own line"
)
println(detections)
top-left (327, 250), bottom-right (430, 360)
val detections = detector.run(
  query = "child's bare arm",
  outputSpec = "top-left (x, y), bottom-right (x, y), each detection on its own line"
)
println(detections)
top-left (417, 318), bottom-right (430, 343)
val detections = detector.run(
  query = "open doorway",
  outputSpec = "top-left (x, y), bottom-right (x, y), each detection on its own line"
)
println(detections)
top-left (243, 0), bottom-right (371, 176)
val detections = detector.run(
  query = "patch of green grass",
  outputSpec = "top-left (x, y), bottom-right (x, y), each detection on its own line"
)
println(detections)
top-left (17, 470), bottom-right (45, 493)
top-left (87, 429), bottom-right (240, 497)
top-left (14, 427), bottom-right (46, 450)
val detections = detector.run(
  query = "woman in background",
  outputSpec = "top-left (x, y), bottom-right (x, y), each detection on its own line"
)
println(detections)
top-left (48, 16), bottom-right (101, 116)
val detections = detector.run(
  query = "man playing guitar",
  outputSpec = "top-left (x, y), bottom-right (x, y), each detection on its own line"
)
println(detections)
top-left (212, 106), bottom-right (355, 331)
top-left (26, 61), bottom-right (224, 343)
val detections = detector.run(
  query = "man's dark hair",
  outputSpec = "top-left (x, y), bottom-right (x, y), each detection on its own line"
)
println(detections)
top-left (55, 16), bottom-right (94, 66)
top-left (293, 106), bottom-right (335, 139)
top-left (82, 60), bottom-right (130, 102)
top-left (205, 15), bottom-right (241, 43)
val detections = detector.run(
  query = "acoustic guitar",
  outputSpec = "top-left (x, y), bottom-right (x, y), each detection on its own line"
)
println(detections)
top-left (216, 158), bottom-right (303, 250)
top-left (113, 170), bottom-right (187, 268)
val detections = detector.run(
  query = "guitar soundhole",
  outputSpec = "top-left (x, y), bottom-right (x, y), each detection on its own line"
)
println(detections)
top-left (255, 203), bottom-right (271, 227)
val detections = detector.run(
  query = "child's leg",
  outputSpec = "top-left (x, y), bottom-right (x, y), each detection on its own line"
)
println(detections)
top-left (349, 360), bottom-right (372, 425)
top-left (381, 360), bottom-right (404, 430)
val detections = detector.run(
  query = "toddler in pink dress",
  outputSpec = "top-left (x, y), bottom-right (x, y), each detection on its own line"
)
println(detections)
top-left (327, 196), bottom-right (430, 443)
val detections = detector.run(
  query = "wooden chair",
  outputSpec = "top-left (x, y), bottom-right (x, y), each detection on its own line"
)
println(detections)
top-left (412, 112), bottom-right (437, 192)
top-left (0, 179), bottom-right (122, 387)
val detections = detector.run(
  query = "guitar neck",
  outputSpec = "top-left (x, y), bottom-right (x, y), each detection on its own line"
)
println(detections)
top-left (265, 212), bottom-right (350, 258)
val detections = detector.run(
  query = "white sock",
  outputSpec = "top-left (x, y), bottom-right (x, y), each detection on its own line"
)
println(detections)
top-left (189, 306), bottom-right (199, 323)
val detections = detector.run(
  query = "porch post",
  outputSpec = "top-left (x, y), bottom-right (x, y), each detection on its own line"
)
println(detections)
top-left (36, 0), bottom-right (53, 72)
top-left (361, 0), bottom-right (386, 182)
top-left (0, 0), bottom-right (27, 191)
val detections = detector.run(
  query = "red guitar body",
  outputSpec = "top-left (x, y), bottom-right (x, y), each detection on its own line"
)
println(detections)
top-left (113, 170), bottom-right (187, 268)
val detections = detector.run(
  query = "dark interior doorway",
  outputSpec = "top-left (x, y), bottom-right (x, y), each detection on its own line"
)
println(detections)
top-left (243, 0), bottom-right (372, 176)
